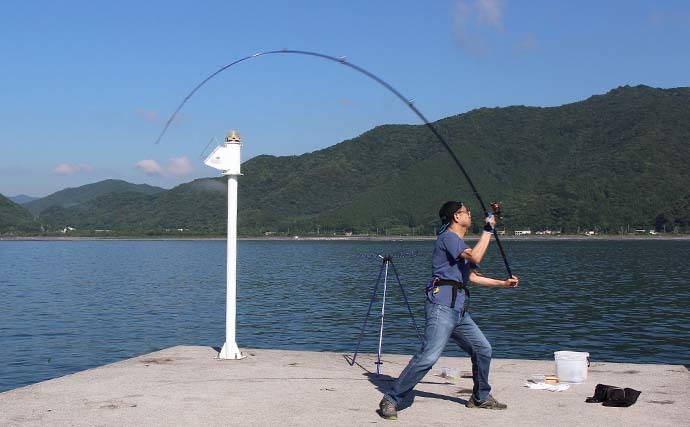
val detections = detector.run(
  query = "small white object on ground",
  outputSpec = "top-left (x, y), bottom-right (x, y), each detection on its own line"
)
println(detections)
top-left (440, 367), bottom-right (460, 382)
top-left (524, 381), bottom-right (571, 392)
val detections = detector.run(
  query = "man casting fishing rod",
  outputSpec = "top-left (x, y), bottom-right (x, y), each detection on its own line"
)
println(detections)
top-left (150, 50), bottom-right (520, 418)
top-left (379, 201), bottom-right (519, 420)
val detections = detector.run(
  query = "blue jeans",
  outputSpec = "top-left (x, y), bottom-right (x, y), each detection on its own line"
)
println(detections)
top-left (384, 299), bottom-right (492, 406)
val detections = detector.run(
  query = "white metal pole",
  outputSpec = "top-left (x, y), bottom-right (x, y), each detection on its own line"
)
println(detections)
top-left (218, 174), bottom-right (242, 359)
top-left (217, 131), bottom-right (244, 360)
top-left (376, 260), bottom-right (389, 375)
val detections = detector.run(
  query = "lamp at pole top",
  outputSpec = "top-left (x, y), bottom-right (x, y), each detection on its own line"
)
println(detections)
top-left (204, 129), bottom-right (243, 175)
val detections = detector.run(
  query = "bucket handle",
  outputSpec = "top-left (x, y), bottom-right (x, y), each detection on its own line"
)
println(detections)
top-left (587, 356), bottom-right (591, 367)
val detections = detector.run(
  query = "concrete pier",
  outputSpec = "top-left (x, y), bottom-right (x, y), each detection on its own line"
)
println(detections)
top-left (1, 346), bottom-right (688, 426)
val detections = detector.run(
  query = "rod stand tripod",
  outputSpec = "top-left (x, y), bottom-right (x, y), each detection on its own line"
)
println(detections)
top-left (349, 255), bottom-right (422, 376)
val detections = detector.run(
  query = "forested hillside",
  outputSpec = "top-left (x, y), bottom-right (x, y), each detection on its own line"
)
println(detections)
top-left (236, 84), bottom-right (690, 234)
top-left (5, 85), bottom-right (688, 236)
top-left (0, 194), bottom-right (40, 233)
top-left (25, 179), bottom-right (165, 215)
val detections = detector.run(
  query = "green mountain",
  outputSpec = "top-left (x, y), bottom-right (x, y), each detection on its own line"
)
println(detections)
top-left (654, 194), bottom-right (690, 233)
top-left (32, 85), bottom-right (690, 235)
top-left (9, 194), bottom-right (39, 204)
top-left (239, 84), bottom-right (690, 234)
top-left (0, 194), bottom-right (41, 233)
top-left (38, 179), bottom-right (228, 234)
top-left (25, 179), bottom-right (166, 216)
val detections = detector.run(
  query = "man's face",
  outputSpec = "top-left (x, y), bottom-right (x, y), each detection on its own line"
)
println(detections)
top-left (454, 206), bottom-right (472, 227)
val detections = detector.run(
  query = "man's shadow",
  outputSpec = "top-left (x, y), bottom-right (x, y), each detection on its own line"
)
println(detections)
top-left (343, 355), bottom-right (470, 412)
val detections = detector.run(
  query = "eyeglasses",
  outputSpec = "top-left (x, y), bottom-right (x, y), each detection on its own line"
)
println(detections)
top-left (455, 209), bottom-right (471, 216)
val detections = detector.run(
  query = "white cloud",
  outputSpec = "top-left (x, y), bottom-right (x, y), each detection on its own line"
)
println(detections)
top-left (51, 163), bottom-right (94, 175)
top-left (476, 0), bottom-right (503, 29)
top-left (135, 157), bottom-right (194, 177)
top-left (135, 108), bottom-right (183, 125)
top-left (135, 109), bottom-right (160, 124)
top-left (452, 0), bottom-right (505, 55)
top-left (167, 157), bottom-right (194, 177)
top-left (647, 10), bottom-right (690, 26)
top-left (135, 159), bottom-right (164, 176)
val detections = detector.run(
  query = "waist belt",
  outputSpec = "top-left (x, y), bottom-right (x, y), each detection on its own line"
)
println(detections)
top-left (434, 279), bottom-right (470, 309)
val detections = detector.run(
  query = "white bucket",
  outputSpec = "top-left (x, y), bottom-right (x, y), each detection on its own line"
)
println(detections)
top-left (554, 351), bottom-right (590, 383)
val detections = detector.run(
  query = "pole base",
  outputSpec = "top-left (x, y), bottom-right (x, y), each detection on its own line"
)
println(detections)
top-left (218, 342), bottom-right (245, 360)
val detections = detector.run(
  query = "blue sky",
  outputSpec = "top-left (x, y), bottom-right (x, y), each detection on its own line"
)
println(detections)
top-left (1, 0), bottom-right (689, 197)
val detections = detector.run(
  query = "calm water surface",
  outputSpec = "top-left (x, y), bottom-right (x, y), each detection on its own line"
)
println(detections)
top-left (1, 239), bottom-right (689, 392)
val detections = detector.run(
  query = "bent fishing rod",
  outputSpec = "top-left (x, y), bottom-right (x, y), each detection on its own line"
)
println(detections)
top-left (155, 49), bottom-right (513, 277)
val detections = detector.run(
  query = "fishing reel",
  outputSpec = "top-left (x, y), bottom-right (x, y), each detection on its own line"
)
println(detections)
top-left (483, 200), bottom-right (503, 232)
top-left (490, 201), bottom-right (502, 219)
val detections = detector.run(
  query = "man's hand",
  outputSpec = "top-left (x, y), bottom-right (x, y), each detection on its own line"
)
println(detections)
top-left (484, 212), bottom-right (496, 232)
top-left (504, 275), bottom-right (519, 288)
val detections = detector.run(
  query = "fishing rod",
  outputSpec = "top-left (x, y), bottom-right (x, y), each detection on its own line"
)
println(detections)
top-left (155, 49), bottom-right (513, 277)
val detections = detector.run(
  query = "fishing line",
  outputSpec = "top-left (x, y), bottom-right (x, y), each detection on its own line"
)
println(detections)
top-left (199, 136), bottom-right (219, 160)
top-left (155, 49), bottom-right (513, 277)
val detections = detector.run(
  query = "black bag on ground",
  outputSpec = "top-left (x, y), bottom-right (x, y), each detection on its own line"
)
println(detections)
top-left (585, 384), bottom-right (641, 407)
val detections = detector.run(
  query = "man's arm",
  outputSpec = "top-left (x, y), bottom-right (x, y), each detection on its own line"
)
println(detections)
top-left (459, 232), bottom-right (492, 264)
top-left (459, 214), bottom-right (496, 264)
top-left (469, 270), bottom-right (519, 288)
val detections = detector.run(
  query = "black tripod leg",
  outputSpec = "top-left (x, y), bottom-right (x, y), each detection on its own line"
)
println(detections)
top-left (350, 260), bottom-right (385, 366)
top-left (390, 260), bottom-right (423, 344)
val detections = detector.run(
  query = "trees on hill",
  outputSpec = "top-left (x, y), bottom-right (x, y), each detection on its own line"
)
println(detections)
top-left (3, 85), bottom-right (689, 236)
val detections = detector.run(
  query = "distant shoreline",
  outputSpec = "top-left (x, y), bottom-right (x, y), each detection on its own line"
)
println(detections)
top-left (3, 234), bottom-right (690, 242)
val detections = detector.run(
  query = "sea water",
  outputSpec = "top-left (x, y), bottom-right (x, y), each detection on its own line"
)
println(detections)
top-left (1, 239), bottom-right (689, 392)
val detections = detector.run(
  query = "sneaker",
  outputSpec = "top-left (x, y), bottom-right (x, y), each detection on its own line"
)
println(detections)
top-left (379, 397), bottom-right (398, 420)
top-left (466, 394), bottom-right (507, 410)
